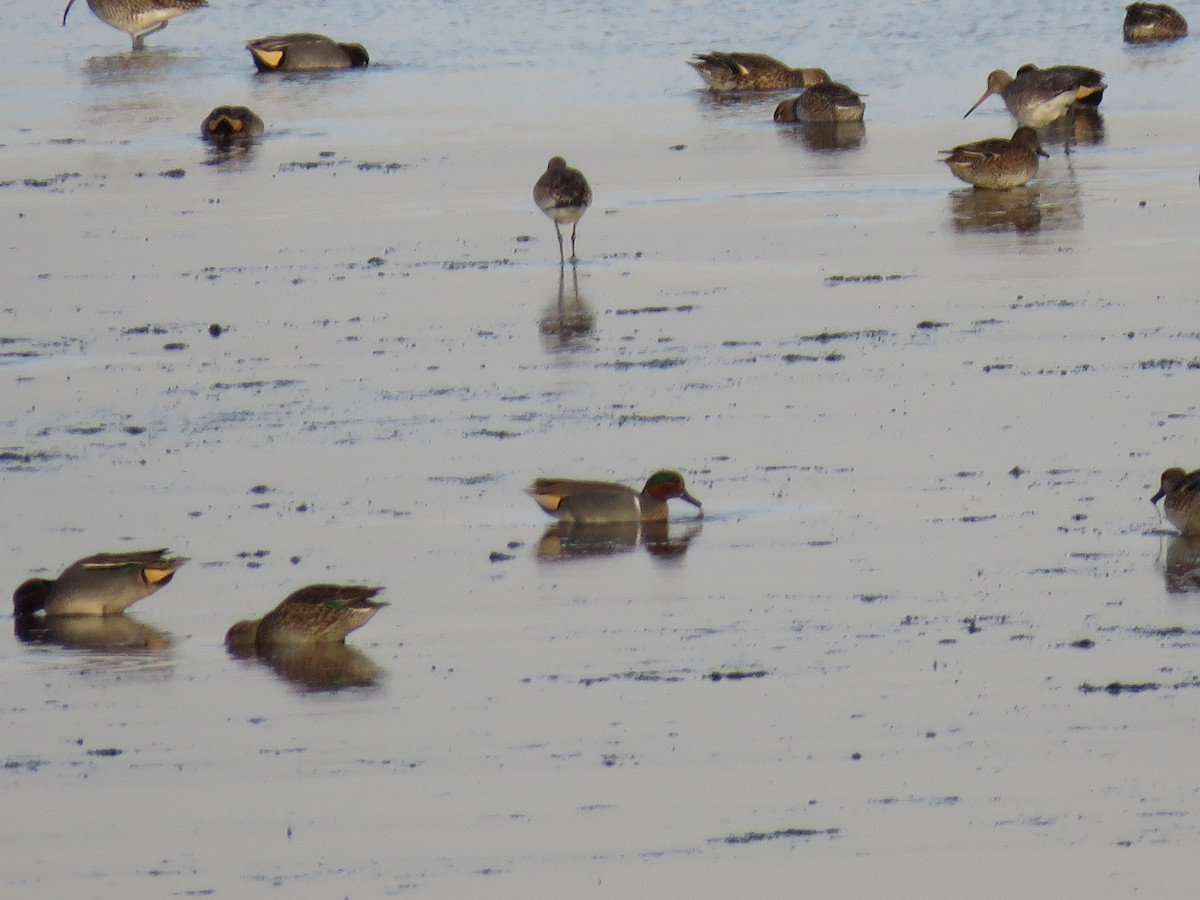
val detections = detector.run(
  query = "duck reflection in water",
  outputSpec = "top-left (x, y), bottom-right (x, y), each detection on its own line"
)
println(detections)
top-left (949, 178), bottom-right (1082, 234)
top-left (776, 119), bottom-right (866, 152)
top-left (539, 263), bottom-right (595, 352)
top-left (14, 613), bottom-right (171, 652)
top-left (226, 640), bottom-right (382, 692)
top-left (224, 584), bottom-right (386, 692)
top-left (536, 519), bottom-right (702, 562)
top-left (949, 185), bottom-right (1044, 233)
top-left (1164, 535), bottom-right (1200, 594)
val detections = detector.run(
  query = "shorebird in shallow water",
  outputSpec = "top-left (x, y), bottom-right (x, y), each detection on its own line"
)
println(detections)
top-left (533, 156), bottom-right (592, 263)
top-left (62, 0), bottom-right (206, 49)
top-left (940, 127), bottom-right (1048, 190)
top-left (1152, 467), bottom-right (1200, 534)
top-left (688, 52), bottom-right (830, 91)
top-left (200, 106), bottom-right (265, 146)
top-left (13, 549), bottom-right (187, 617)
top-left (528, 471), bottom-right (702, 524)
top-left (964, 65), bottom-right (1106, 127)
top-left (225, 585), bottom-right (387, 647)
top-left (1124, 3), bottom-right (1188, 41)
top-left (774, 82), bottom-right (865, 123)
top-left (246, 33), bottom-right (369, 72)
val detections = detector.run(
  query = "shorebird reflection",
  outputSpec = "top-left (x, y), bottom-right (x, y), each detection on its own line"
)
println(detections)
top-left (539, 263), bottom-right (595, 352)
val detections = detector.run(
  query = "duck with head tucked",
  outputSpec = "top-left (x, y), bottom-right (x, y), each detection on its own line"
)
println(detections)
top-left (13, 549), bottom-right (187, 617)
top-left (226, 584), bottom-right (387, 647)
top-left (528, 470), bottom-right (702, 524)
top-left (688, 51), bottom-right (830, 92)
top-left (774, 82), bottom-right (865, 123)
top-left (246, 33), bottom-right (369, 72)
top-left (1124, 3), bottom-right (1188, 41)
top-left (201, 106), bottom-right (265, 147)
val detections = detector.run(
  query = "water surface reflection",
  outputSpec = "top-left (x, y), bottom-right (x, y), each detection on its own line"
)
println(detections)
top-left (227, 641), bottom-right (383, 692)
top-left (948, 177), bottom-right (1082, 234)
top-left (539, 264), bottom-right (595, 352)
top-left (536, 519), bottom-right (702, 562)
top-left (1164, 535), bottom-right (1200, 593)
top-left (776, 121), bottom-right (865, 153)
top-left (14, 613), bottom-right (171, 652)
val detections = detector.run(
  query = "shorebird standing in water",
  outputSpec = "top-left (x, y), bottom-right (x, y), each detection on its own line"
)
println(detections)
top-left (940, 127), bottom-right (1048, 190)
top-left (62, 0), bottom-right (207, 50)
top-left (533, 156), bottom-right (592, 263)
top-left (964, 65), bottom-right (1106, 127)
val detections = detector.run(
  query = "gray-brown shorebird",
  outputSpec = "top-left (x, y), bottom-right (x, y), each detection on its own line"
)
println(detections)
top-left (533, 156), bottom-right (592, 263)
top-left (62, 0), bottom-right (207, 50)
top-left (964, 65), bottom-right (1106, 127)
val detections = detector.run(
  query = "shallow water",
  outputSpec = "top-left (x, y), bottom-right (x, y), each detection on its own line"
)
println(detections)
top-left (4, 0), bottom-right (1200, 896)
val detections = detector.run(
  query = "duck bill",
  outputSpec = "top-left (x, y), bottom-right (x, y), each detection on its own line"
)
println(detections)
top-left (62, 0), bottom-right (77, 25)
top-left (963, 90), bottom-right (993, 119)
top-left (1150, 488), bottom-right (1166, 504)
top-left (681, 491), bottom-right (703, 511)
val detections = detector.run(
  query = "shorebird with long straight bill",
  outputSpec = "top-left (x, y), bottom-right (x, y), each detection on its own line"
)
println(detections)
top-left (964, 65), bottom-right (1106, 128)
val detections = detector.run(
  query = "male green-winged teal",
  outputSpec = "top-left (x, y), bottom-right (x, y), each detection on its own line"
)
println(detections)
top-left (61, 0), bottom-right (206, 50)
top-left (688, 52), bottom-right (830, 91)
top-left (964, 65), bottom-right (1106, 127)
top-left (774, 82), bottom-right (865, 123)
top-left (528, 470), bottom-right (702, 524)
top-left (225, 584), bottom-right (387, 647)
top-left (1151, 467), bottom-right (1200, 534)
top-left (246, 33), bottom-right (369, 72)
top-left (533, 156), bottom-right (592, 263)
top-left (13, 549), bottom-right (187, 617)
top-left (200, 106), bottom-right (265, 146)
top-left (1124, 3), bottom-right (1188, 41)
top-left (940, 126), bottom-right (1048, 190)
